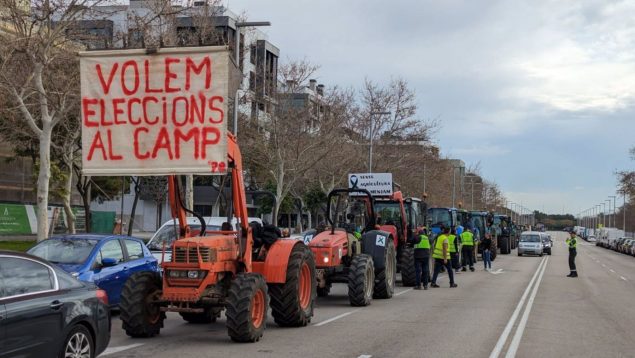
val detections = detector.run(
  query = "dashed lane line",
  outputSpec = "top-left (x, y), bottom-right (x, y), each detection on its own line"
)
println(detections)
top-left (357, 355), bottom-right (373, 358)
top-left (620, 276), bottom-right (628, 281)
top-left (100, 343), bottom-right (145, 356)
top-left (313, 309), bottom-right (361, 327)
top-left (394, 288), bottom-right (413, 296)
top-left (610, 269), bottom-right (616, 273)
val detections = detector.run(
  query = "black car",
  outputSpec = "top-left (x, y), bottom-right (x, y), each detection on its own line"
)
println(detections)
top-left (0, 251), bottom-right (111, 358)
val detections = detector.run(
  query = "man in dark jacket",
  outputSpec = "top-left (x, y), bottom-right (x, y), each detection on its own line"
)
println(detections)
top-left (409, 227), bottom-right (431, 290)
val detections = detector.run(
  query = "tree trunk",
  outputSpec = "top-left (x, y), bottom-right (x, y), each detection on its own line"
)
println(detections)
top-left (127, 177), bottom-right (141, 236)
top-left (36, 126), bottom-right (52, 242)
top-left (307, 211), bottom-right (312, 230)
top-left (62, 160), bottom-right (76, 234)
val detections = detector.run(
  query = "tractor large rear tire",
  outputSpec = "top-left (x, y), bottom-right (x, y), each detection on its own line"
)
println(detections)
top-left (348, 254), bottom-right (375, 307)
top-left (120, 272), bottom-right (165, 338)
top-left (226, 273), bottom-right (268, 343)
top-left (374, 240), bottom-right (396, 299)
top-left (269, 244), bottom-right (316, 327)
top-left (399, 246), bottom-right (416, 287)
top-left (500, 238), bottom-right (510, 254)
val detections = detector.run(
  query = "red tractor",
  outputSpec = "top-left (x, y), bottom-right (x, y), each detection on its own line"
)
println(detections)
top-left (119, 134), bottom-right (317, 342)
top-left (374, 192), bottom-right (424, 287)
top-left (308, 188), bottom-right (396, 306)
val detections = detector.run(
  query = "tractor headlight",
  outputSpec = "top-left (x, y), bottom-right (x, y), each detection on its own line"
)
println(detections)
top-left (168, 270), bottom-right (186, 278)
top-left (187, 270), bottom-right (200, 279)
top-left (323, 257), bottom-right (329, 263)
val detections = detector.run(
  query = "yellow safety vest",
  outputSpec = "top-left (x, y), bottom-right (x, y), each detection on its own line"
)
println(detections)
top-left (433, 235), bottom-right (450, 259)
top-left (566, 237), bottom-right (577, 249)
top-left (448, 234), bottom-right (457, 253)
top-left (461, 231), bottom-right (474, 246)
top-left (415, 235), bottom-right (431, 250)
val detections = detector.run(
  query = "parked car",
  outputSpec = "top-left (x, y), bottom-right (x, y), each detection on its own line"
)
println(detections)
top-left (587, 235), bottom-right (597, 243)
top-left (28, 234), bottom-right (159, 307)
top-left (146, 216), bottom-right (263, 263)
top-left (623, 239), bottom-right (634, 255)
top-left (518, 231), bottom-right (544, 256)
top-left (615, 238), bottom-right (627, 252)
top-left (0, 251), bottom-right (111, 358)
top-left (542, 234), bottom-right (552, 255)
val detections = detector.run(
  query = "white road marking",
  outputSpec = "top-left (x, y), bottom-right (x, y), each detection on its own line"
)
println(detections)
top-left (100, 343), bottom-right (145, 356)
top-left (504, 257), bottom-right (549, 358)
top-left (490, 269), bottom-right (504, 275)
top-left (358, 355), bottom-right (373, 358)
top-left (620, 276), bottom-right (628, 281)
top-left (394, 288), bottom-right (413, 296)
top-left (610, 269), bottom-right (616, 273)
top-left (314, 309), bottom-right (360, 327)
top-left (602, 264), bottom-right (607, 268)
top-left (489, 257), bottom-right (547, 358)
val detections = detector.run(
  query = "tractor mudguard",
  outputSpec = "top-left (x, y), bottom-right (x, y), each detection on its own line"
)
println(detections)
top-left (361, 230), bottom-right (392, 270)
top-left (253, 240), bottom-right (304, 283)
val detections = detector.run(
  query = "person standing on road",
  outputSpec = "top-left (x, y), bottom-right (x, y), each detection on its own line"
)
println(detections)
top-left (431, 226), bottom-right (457, 288)
top-left (566, 231), bottom-right (578, 277)
top-left (409, 227), bottom-right (431, 290)
top-left (449, 229), bottom-right (460, 274)
top-left (482, 232), bottom-right (493, 271)
top-left (460, 227), bottom-right (475, 272)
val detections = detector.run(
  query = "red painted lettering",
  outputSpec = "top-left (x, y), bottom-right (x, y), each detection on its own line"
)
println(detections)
top-left (174, 127), bottom-right (199, 159)
top-left (99, 99), bottom-right (112, 126)
top-left (82, 98), bottom-right (99, 127)
top-left (189, 93), bottom-right (205, 124)
top-left (144, 60), bottom-right (163, 93)
top-left (142, 97), bottom-right (159, 125)
top-left (185, 57), bottom-right (211, 90)
top-left (107, 129), bottom-right (123, 160)
top-left (133, 127), bottom-right (150, 159)
top-left (201, 127), bottom-right (221, 159)
top-left (172, 96), bottom-right (189, 127)
top-left (164, 57), bottom-right (180, 93)
top-left (87, 131), bottom-right (107, 161)
top-left (152, 127), bottom-right (173, 159)
top-left (96, 63), bottom-right (118, 94)
top-left (208, 96), bottom-right (224, 124)
top-left (112, 98), bottom-right (126, 125)
top-left (128, 98), bottom-right (142, 125)
top-left (121, 60), bottom-right (140, 96)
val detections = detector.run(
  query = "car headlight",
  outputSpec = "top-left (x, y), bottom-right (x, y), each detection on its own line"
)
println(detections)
top-left (71, 272), bottom-right (80, 279)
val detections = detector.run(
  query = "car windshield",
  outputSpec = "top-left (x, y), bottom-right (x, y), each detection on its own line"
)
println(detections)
top-left (28, 238), bottom-right (98, 264)
top-left (147, 224), bottom-right (211, 250)
top-left (520, 235), bottom-right (541, 242)
top-left (428, 209), bottom-right (451, 228)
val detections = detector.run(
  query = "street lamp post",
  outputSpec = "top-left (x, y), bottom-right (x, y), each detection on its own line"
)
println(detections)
top-left (609, 195), bottom-right (616, 229)
top-left (605, 199), bottom-right (612, 228)
top-left (623, 193), bottom-right (627, 233)
top-left (368, 111), bottom-right (391, 173)
top-left (232, 21), bottom-right (271, 138)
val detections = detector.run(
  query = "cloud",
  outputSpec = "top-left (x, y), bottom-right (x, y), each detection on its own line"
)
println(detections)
top-left (453, 143), bottom-right (510, 157)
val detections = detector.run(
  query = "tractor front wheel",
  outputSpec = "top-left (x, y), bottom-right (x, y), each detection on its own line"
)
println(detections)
top-left (374, 240), bottom-right (396, 299)
top-left (120, 272), bottom-right (165, 338)
top-left (399, 246), bottom-right (416, 287)
top-left (226, 273), bottom-right (268, 343)
top-left (269, 244), bottom-right (316, 327)
top-left (348, 254), bottom-right (375, 307)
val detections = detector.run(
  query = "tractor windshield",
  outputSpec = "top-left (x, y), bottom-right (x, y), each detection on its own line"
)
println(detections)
top-left (456, 211), bottom-right (469, 227)
top-left (374, 201), bottom-right (402, 227)
top-left (428, 208), bottom-right (452, 228)
top-left (329, 193), bottom-right (372, 233)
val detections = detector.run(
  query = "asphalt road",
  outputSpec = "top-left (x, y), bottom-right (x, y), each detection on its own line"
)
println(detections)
top-left (100, 232), bottom-right (635, 358)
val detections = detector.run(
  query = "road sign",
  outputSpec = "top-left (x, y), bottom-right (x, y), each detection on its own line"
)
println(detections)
top-left (348, 173), bottom-right (393, 196)
top-left (79, 47), bottom-right (230, 176)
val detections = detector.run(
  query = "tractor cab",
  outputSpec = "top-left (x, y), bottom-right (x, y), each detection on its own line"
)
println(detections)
top-left (427, 207), bottom-right (457, 236)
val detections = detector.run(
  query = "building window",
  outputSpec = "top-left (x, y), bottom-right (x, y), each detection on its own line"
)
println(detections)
top-left (128, 29), bottom-right (144, 48)
top-left (249, 71), bottom-right (256, 91)
top-left (250, 44), bottom-right (257, 65)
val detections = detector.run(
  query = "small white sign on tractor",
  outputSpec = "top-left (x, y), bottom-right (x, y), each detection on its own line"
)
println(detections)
top-left (348, 173), bottom-right (393, 196)
top-left (79, 47), bottom-right (230, 176)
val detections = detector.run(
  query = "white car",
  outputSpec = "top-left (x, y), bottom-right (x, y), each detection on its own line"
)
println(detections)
top-left (518, 231), bottom-right (545, 257)
top-left (146, 216), bottom-right (263, 263)
top-left (587, 235), bottom-right (597, 242)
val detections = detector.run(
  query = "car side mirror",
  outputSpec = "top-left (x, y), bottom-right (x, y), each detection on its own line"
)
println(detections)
top-left (101, 258), bottom-right (118, 267)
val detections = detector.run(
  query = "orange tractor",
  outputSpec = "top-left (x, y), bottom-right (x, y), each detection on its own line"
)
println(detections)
top-left (119, 134), bottom-right (317, 342)
top-left (308, 188), bottom-right (396, 306)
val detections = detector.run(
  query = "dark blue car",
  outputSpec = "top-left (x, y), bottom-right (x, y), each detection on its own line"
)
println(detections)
top-left (28, 234), bottom-right (159, 307)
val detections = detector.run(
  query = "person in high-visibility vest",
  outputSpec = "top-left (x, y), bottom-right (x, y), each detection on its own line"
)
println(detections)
top-left (408, 227), bottom-right (431, 290)
top-left (449, 229), bottom-right (460, 274)
top-left (431, 226), bottom-right (457, 288)
top-left (566, 231), bottom-right (578, 277)
top-left (460, 227), bottom-right (475, 272)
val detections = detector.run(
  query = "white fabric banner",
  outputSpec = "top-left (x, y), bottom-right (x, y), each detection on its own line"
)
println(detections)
top-left (79, 47), bottom-right (229, 176)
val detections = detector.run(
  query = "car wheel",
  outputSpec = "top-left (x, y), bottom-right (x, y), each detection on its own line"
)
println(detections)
top-left (59, 325), bottom-right (94, 358)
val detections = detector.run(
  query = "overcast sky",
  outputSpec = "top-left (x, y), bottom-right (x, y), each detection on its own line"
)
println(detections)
top-left (226, 0), bottom-right (635, 215)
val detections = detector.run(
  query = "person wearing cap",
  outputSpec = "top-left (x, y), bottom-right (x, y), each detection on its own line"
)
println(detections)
top-left (566, 231), bottom-right (578, 277)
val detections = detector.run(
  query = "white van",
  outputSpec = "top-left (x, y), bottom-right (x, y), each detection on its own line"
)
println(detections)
top-left (147, 216), bottom-right (263, 262)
